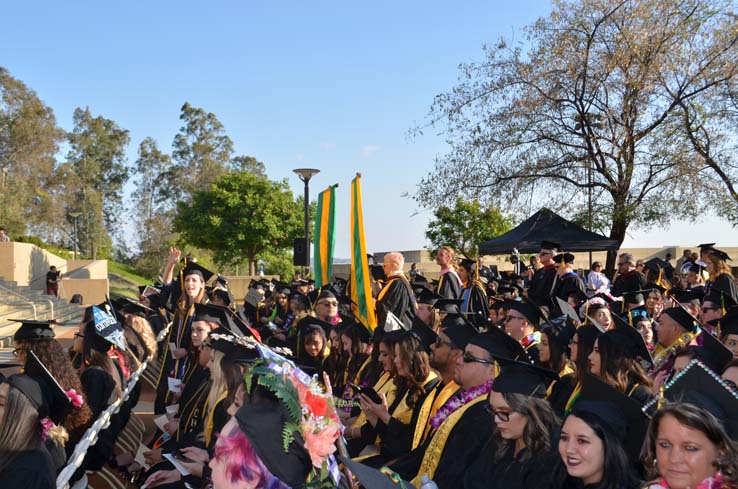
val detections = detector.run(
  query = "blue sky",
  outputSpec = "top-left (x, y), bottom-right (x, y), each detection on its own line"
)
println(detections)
top-left (2, 1), bottom-right (734, 258)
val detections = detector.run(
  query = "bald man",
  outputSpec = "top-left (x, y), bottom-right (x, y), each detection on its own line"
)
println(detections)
top-left (377, 252), bottom-right (417, 329)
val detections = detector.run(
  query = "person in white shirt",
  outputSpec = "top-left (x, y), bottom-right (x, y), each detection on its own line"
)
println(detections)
top-left (586, 261), bottom-right (610, 296)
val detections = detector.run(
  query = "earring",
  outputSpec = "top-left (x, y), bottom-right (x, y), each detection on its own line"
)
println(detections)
top-left (653, 458), bottom-right (658, 467)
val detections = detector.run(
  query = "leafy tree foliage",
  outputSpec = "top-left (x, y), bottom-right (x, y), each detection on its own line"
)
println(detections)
top-left (426, 198), bottom-right (512, 259)
top-left (174, 171), bottom-right (302, 275)
top-left (232, 155), bottom-right (267, 177)
top-left (415, 0), bottom-right (738, 270)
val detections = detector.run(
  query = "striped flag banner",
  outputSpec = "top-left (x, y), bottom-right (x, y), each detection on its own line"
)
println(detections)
top-left (350, 173), bottom-right (377, 331)
top-left (313, 184), bottom-right (338, 289)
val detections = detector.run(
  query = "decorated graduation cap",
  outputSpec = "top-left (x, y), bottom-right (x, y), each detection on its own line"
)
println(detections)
top-left (87, 302), bottom-right (127, 351)
top-left (643, 359), bottom-right (738, 438)
top-left (492, 358), bottom-right (558, 398)
top-left (506, 301), bottom-right (541, 326)
top-left (12, 319), bottom-right (56, 342)
top-left (441, 321), bottom-right (479, 350)
top-left (661, 306), bottom-right (699, 334)
top-left (340, 457), bottom-right (413, 489)
top-left (540, 240), bottom-right (561, 252)
top-left (570, 373), bottom-right (648, 462)
top-left (710, 247), bottom-right (732, 262)
top-left (207, 332), bottom-right (260, 364)
top-left (553, 252), bottom-right (575, 264)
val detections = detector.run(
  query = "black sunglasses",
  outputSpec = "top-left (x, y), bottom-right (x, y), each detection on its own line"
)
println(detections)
top-left (462, 352), bottom-right (495, 365)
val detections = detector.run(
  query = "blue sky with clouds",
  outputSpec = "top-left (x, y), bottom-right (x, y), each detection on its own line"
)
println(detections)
top-left (2, 1), bottom-right (734, 258)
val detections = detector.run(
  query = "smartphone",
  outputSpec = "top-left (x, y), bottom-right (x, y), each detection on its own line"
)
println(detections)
top-left (175, 449), bottom-right (194, 464)
top-left (349, 383), bottom-right (382, 404)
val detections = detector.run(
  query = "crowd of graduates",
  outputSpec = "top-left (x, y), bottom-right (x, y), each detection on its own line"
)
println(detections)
top-left (2, 241), bottom-right (738, 489)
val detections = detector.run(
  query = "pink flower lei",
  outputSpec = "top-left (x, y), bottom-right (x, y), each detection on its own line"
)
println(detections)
top-left (430, 378), bottom-right (494, 430)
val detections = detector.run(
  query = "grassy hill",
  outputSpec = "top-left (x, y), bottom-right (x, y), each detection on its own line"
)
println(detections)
top-left (108, 261), bottom-right (149, 299)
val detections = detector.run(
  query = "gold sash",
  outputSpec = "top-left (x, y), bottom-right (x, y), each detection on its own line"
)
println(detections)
top-left (413, 381), bottom-right (460, 449)
top-left (411, 395), bottom-right (486, 485)
top-left (204, 390), bottom-right (228, 447)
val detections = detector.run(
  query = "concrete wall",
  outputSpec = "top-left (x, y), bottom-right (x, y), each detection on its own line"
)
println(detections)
top-left (65, 260), bottom-right (109, 279)
top-left (0, 242), bottom-right (66, 287)
top-left (223, 275), bottom-right (280, 301)
top-left (57, 278), bottom-right (109, 305)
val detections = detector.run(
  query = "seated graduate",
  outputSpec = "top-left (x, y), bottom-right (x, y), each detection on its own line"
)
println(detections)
top-left (538, 319), bottom-right (576, 394)
top-left (642, 359), bottom-right (738, 489)
top-left (464, 358), bottom-right (562, 489)
top-left (558, 373), bottom-right (647, 489)
top-left (0, 354), bottom-right (74, 489)
top-left (11, 319), bottom-right (92, 461)
top-left (295, 319), bottom-right (333, 379)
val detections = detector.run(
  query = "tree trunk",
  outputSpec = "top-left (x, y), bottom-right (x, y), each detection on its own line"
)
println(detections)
top-left (605, 204), bottom-right (629, 278)
top-left (248, 255), bottom-right (255, 276)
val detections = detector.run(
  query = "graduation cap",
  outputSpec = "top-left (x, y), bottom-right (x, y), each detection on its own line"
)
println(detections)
top-left (644, 359), bottom-right (738, 438)
top-left (601, 317), bottom-right (653, 368)
top-left (416, 287), bottom-right (442, 307)
top-left (712, 307), bottom-right (738, 336)
top-left (540, 240), bottom-right (561, 252)
top-left (698, 243), bottom-right (717, 252)
top-left (553, 253), bottom-right (575, 264)
top-left (621, 290), bottom-right (645, 306)
top-left (644, 257), bottom-right (669, 274)
top-left (412, 274), bottom-right (428, 286)
top-left (339, 457), bottom-right (413, 489)
top-left (273, 282), bottom-right (293, 296)
top-left (458, 258), bottom-right (476, 271)
top-left (571, 373), bottom-right (648, 463)
top-left (384, 311), bottom-right (410, 333)
top-left (492, 358), bottom-right (558, 398)
top-left (117, 297), bottom-right (155, 316)
top-left (669, 288), bottom-right (702, 307)
top-left (542, 317), bottom-right (577, 351)
top-left (435, 298), bottom-right (462, 314)
top-left (11, 319), bottom-right (56, 342)
top-left (411, 320), bottom-right (438, 354)
top-left (194, 303), bottom-right (242, 336)
top-left (661, 306), bottom-right (699, 334)
top-left (207, 332), bottom-right (260, 364)
top-left (89, 303), bottom-right (127, 351)
top-left (711, 248), bottom-right (733, 262)
top-left (476, 326), bottom-right (532, 363)
top-left (505, 301), bottom-right (541, 326)
top-left (180, 261), bottom-right (214, 282)
top-left (696, 332), bottom-right (733, 374)
top-left (22, 350), bottom-right (72, 424)
top-left (441, 321), bottom-right (479, 350)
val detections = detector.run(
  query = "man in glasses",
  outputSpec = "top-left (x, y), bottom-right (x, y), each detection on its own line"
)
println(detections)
top-left (611, 252), bottom-right (647, 298)
top-left (526, 240), bottom-right (560, 312)
top-left (376, 252), bottom-right (416, 330)
top-left (503, 301), bottom-right (542, 365)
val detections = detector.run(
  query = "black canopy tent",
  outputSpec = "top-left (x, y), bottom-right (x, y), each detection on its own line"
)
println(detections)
top-left (478, 208), bottom-right (619, 256)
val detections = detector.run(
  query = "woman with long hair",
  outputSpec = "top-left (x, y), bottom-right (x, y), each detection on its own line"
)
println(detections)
top-left (464, 360), bottom-right (562, 489)
top-left (646, 288), bottom-right (665, 319)
top-left (558, 373), bottom-right (645, 489)
top-left (588, 325), bottom-right (653, 405)
top-left (354, 332), bottom-right (439, 465)
top-left (705, 248), bottom-right (738, 308)
top-left (295, 323), bottom-right (330, 377)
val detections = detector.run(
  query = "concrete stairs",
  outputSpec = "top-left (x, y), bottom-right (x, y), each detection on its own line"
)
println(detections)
top-left (0, 278), bottom-right (85, 347)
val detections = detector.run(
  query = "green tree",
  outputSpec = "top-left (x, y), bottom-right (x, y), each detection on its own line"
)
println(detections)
top-left (414, 0), bottom-right (738, 271)
top-left (426, 198), bottom-right (512, 259)
top-left (172, 102), bottom-right (234, 200)
top-left (174, 171), bottom-right (302, 275)
top-left (0, 67), bottom-right (63, 237)
top-left (64, 107), bottom-right (130, 258)
top-left (231, 155), bottom-right (266, 177)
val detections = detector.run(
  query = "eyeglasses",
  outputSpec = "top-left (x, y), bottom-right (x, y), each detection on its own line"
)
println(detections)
top-left (504, 315), bottom-right (525, 322)
top-left (462, 352), bottom-right (495, 365)
top-left (484, 404), bottom-right (511, 422)
top-left (318, 301), bottom-right (338, 307)
top-left (701, 306), bottom-right (719, 313)
top-left (434, 336), bottom-right (455, 349)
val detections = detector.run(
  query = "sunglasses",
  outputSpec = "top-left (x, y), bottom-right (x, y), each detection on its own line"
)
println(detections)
top-left (462, 352), bottom-right (495, 365)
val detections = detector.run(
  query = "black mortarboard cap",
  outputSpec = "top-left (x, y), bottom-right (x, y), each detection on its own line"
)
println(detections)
top-left (12, 319), bottom-right (56, 342)
top-left (670, 289), bottom-right (702, 306)
top-left (644, 257), bottom-right (669, 274)
top-left (441, 321), bottom-right (479, 350)
top-left (540, 240), bottom-right (560, 252)
top-left (181, 261), bottom-right (214, 282)
top-left (698, 243), bottom-right (717, 251)
top-left (662, 306), bottom-right (699, 333)
top-left (435, 298), bottom-right (462, 314)
top-left (622, 290), bottom-right (645, 305)
top-left (118, 297), bottom-right (155, 316)
top-left (506, 301), bottom-right (541, 326)
top-left (468, 329), bottom-right (525, 363)
top-left (412, 274), bottom-right (428, 286)
top-left (459, 258), bottom-right (475, 271)
top-left (553, 252), bottom-right (575, 264)
top-left (89, 303), bottom-right (127, 351)
top-left (713, 307), bottom-right (738, 336)
top-left (601, 320), bottom-right (653, 367)
top-left (411, 320), bottom-right (438, 354)
top-left (339, 457), bottom-right (413, 489)
top-left (23, 350), bottom-right (71, 424)
top-left (416, 287), bottom-right (443, 307)
top-left (571, 373), bottom-right (648, 462)
top-left (688, 263), bottom-right (705, 274)
top-left (194, 302), bottom-right (228, 326)
top-left (643, 282), bottom-right (667, 294)
top-left (235, 402), bottom-right (312, 486)
top-left (649, 359), bottom-right (738, 438)
top-left (208, 333), bottom-right (260, 363)
top-left (697, 332), bottom-right (733, 374)
top-left (542, 317), bottom-right (577, 351)
top-left (492, 358), bottom-right (559, 398)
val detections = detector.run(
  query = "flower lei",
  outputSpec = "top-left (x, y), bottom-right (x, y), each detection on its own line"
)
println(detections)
top-left (429, 378), bottom-right (493, 430)
top-left (245, 356), bottom-right (341, 487)
top-left (40, 417), bottom-right (54, 441)
top-left (650, 472), bottom-right (724, 488)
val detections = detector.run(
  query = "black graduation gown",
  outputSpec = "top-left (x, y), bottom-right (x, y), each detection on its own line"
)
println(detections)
top-left (389, 400), bottom-right (493, 489)
top-left (462, 281), bottom-right (489, 320)
top-left (0, 446), bottom-right (55, 489)
top-left (528, 266), bottom-right (557, 310)
top-left (465, 442), bottom-right (566, 489)
top-left (376, 274), bottom-right (417, 328)
top-left (552, 273), bottom-right (586, 316)
top-left (437, 271), bottom-right (462, 300)
top-left (610, 270), bottom-right (647, 298)
top-left (706, 272), bottom-right (738, 306)
top-left (548, 373), bottom-right (576, 418)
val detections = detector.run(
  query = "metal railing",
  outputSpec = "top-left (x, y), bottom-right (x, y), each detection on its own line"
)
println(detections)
top-left (0, 282), bottom-right (49, 318)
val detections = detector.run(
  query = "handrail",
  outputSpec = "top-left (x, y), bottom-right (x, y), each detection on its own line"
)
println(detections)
top-left (56, 359), bottom-right (149, 489)
top-left (0, 283), bottom-right (38, 318)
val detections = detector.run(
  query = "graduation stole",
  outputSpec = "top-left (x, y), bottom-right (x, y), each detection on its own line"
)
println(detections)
top-left (412, 395), bottom-right (488, 485)
top-left (563, 381), bottom-right (582, 416)
top-left (204, 389), bottom-right (229, 447)
top-left (438, 268), bottom-right (461, 292)
top-left (521, 331), bottom-right (542, 349)
top-left (651, 331), bottom-right (696, 376)
top-left (177, 377), bottom-right (210, 443)
top-left (413, 380), bottom-right (460, 449)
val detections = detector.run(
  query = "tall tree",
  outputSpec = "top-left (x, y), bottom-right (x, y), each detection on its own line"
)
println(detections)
top-left (0, 67), bottom-right (63, 237)
top-left (426, 198), bottom-right (512, 259)
top-left (414, 0), bottom-right (738, 271)
top-left (231, 155), bottom-right (266, 177)
top-left (174, 171), bottom-right (302, 275)
top-left (65, 107), bottom-right (130, 258)
top-left (172, 102), bottom-right (234, 200)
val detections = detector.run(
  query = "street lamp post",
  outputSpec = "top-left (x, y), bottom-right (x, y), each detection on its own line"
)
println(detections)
top-left (292, 168), bottom-right (320, 275)
top-left (69, 212), bottom-right (81, 260)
